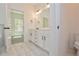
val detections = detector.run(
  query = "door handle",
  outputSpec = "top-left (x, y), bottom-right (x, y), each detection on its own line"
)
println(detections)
top-left (42, 36), bottom-right (43, 40)
top-left (44, 36), bottom-right (46, 40)
top-left (42, 36), bottom-right (46, 40)
top-left (57, 25), bottom-right (59, 29)
top-left (4, 27), bottom-right (10, 29)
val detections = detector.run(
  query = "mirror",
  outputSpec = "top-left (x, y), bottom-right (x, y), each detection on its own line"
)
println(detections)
top-left (38, 8), bottom-right (50, 29)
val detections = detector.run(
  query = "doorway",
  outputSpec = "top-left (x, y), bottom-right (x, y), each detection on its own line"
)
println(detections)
top-left (10, 9), bottom-right (24, 44)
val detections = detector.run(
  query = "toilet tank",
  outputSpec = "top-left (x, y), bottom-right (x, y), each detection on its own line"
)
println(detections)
top-left (68, 33), bottom-right (79, 49)
top-left (74, 33), bottom-right (79, 50)
top-left (75, 33), bottom-right (79, 42)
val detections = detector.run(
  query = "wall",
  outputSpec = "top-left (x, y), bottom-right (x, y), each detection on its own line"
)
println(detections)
top-left (57, 4), bottom-right (70, 55)
top-left (0, 4), bottom-right (6, 24)
top-left (48, 4), bottom-right (59, 55)
top-left (57, 4), bottom-right (79, 56)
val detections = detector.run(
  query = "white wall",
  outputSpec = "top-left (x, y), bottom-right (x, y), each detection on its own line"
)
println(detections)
top-left (48, 4), bottom-right (59, 55)
top-left (57, 4), bottom-right (70, 55)
top-left (57, 4), bottom-right (79, 56)
top-left (55, 3), bottom-right (74, 56)
top-left (0, 4), bottom-right (6, 24)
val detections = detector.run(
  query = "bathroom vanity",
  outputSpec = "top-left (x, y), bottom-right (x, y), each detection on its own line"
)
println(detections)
top-left (29, 6), bottom-right (51, 53)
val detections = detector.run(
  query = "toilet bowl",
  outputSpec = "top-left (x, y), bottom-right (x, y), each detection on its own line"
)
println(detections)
top-left (74, 41), bottom-right (79, 55)
top-left (74, 34), bottom-right (79, 55)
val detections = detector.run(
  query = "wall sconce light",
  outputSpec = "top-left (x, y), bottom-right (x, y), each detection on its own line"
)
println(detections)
top-left (36, 10), bottom-right (42, 15)
top-left (36, 3), bottom-right (50, 15)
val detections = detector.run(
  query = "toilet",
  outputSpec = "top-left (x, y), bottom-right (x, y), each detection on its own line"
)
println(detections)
top-left (74, 34), bottom-right (79, 55)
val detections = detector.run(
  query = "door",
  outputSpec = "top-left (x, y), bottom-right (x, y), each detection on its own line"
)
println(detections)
top-left (0, 24), bottom-right (6, 53)
top-left (36, 30), bottom-right (44, 48)
top-left (5, 8), bottom-right (24, 49)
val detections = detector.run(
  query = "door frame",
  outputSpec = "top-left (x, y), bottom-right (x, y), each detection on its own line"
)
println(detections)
top-left (4, 4), bottom-right (25, 52)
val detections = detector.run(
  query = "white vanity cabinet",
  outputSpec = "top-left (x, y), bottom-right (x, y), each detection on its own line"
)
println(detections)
top-left (36, 29), bottom-right (50, 51)
top-left (29, 29), bottom-right (51, 52)
top-left (35, 30), bottom-right (43, 48)
top-left (42, 30), bottom-right (51, 51)
top-left (29, 4), bottom-right (51, 53)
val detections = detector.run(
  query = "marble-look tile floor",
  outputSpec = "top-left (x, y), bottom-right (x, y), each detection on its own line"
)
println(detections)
top-left (0, 42), bottom-right (48, 56)
top-left (2, 43), bottom-right (32, 56)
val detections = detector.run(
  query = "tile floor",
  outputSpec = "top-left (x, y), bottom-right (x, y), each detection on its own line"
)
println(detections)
top-left (0, 42), bottom-right (49, 56)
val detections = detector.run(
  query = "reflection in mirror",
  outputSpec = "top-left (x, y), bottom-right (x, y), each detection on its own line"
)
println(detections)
top-left (38, 8), bottom-right (50, 28)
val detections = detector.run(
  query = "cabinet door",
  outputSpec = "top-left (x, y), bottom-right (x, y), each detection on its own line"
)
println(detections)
top-left (34, 30), bottom-right (39, 43)
top-left (29, 30), bottom-right (35, 42)
top-left (37, 30), bottom-right (43, 48)
top-left (43, 30), bottom-right (51, 51)
top-left (36, 30), bottom-right (50, 51)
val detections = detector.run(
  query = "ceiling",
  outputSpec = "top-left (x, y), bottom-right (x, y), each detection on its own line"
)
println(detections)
top-left (27, 3), bottom-right (49, 12)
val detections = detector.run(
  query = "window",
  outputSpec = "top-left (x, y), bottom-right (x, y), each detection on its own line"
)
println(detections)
top-left (43, 17), bottom-right (48, 28)
top-left (10, 10), bottom-right (24, 44)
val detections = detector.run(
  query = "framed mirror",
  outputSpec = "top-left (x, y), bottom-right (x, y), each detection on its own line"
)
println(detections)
top-left (38, 8), bottom-right (50, 29)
